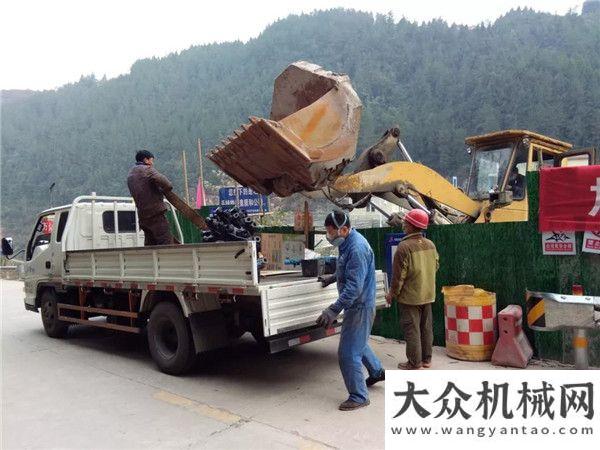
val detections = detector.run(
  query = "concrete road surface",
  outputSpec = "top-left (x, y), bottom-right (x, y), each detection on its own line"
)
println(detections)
top-left (1, 280), bottom-right (570, 449)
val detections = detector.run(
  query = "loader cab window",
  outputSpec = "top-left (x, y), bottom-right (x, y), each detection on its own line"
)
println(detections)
top-left (26, 213), bottom-right (56, 260)
top-left (467, 146), bottom-right (514, 200)
top-left (529, 146), bottom-right (555, 171)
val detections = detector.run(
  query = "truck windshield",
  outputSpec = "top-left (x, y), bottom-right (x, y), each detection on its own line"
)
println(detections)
top-left (467, 146), bottom-right (513, 200)
top-left (26, 213), bottom-right (56, 260)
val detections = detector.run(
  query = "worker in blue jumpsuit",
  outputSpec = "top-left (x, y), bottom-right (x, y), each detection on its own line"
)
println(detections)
top-left (316, 211), bottom-right (385, 411)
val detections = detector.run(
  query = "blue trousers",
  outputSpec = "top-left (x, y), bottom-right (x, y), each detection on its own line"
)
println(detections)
top-left (338, 306), bottom-right (384, 403)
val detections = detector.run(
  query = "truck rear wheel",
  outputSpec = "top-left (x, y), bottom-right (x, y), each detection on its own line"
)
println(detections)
top-left (40, 290), bottom-right (69, 338)
top-left (147, 302), bottom-right (196, 375)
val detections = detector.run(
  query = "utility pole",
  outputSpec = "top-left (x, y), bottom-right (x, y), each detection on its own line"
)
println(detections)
top-left (49, 182), bottom-right (56, 208)
top-left (304, 200), bottom-right (310, 249)
top-left (181, 151), bottom-right (190, 206)
top-left (197, 138), bottom-right (206, 206)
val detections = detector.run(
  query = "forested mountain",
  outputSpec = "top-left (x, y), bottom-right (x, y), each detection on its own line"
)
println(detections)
top-left (1, 90), bottom-right (36, 105)
top-left (2, 8), bottom-right (600, 245)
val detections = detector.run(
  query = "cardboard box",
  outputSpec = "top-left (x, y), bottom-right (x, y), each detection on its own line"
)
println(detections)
top-left (260, 233), bottom-right (305, 270)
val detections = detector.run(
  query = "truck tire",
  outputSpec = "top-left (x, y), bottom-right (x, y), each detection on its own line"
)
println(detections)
top-left (147, 302), bottom-right (196, 375)
top-left (40, 290), bottom-right (69, 338)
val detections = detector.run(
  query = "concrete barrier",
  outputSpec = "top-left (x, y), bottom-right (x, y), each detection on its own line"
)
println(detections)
top-left (492, 305), bottom-right (533, 368)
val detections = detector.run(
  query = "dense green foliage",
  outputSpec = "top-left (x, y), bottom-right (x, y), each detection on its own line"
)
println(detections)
top-left (2, 8), bottom-right (599, 245)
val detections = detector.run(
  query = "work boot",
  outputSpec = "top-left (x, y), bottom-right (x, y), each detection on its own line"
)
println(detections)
top-left (339, 399), bottom-right (370, 411)
top-left (366, 370), bottom-right (385, 387)
top-left (397, 361), bottom-right (422, 370)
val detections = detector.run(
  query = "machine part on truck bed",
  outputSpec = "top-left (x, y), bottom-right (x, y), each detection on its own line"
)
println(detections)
top-left (202, 206), bottom-right (260, 245)
top-left (208, 61), bottom-right (362, 196)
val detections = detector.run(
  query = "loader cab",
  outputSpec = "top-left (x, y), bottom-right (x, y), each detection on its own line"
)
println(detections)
top-left (465, 130), bottom-right (572, 223)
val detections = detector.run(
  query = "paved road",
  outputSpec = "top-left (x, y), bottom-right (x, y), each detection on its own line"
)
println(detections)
top-left (1, 280), bottom-right (573, 449)
top-left (2, 280), bottom-right (394, 449)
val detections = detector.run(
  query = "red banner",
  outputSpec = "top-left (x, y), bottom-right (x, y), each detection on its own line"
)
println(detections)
top-left (538, 166), bottom-right (600, 231)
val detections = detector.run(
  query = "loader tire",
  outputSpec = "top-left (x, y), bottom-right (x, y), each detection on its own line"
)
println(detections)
top-left (40, 290), bottom-right (69, 338)
top-left (147, 302), bottom-right (196, 375)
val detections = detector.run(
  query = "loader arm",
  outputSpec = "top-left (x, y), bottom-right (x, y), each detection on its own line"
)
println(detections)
top-left (332, 161), bottom-right (482, 219)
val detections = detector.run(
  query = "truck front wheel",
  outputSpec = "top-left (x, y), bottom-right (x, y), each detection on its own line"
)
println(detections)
top-left (147, 302), bottom-right (196, 375)
top-left (40, 290), bottom-right (69, 338)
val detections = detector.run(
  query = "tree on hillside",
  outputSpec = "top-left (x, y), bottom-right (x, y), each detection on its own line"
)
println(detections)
top-left (1, 8), bottom-right (599, 245)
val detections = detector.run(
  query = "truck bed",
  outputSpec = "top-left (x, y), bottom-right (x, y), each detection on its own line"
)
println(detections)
top-left (63, 240), bottom-right (388, 337)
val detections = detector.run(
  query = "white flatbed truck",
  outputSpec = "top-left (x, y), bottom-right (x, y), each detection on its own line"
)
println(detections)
top-left (8, 195), bottom-right (388, 374)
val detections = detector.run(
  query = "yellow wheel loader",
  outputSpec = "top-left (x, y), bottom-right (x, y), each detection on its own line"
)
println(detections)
top-left (209, 61), bottom-right (589, 225)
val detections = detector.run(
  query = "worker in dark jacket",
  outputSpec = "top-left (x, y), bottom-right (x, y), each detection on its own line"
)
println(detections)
top-left (127, 150), bottom-right (174, 246)
top-left (316, 211), bottom-right (385, 411)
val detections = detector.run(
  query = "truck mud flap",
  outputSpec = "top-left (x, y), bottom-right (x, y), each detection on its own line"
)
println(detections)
top-left (189, 311), bottom-right (229, 353)
top-left (266, 322), bottom-right (342, 354)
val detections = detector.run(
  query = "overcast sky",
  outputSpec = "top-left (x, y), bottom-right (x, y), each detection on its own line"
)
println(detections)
top-left (0, 0), bottom-right (582, 90)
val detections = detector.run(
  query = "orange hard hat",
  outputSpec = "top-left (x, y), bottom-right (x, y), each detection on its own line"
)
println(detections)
top-left (405, 209), bottom-right (429, 229)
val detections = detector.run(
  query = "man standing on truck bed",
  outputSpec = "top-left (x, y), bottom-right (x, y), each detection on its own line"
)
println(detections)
top-left (316, 211), bottom-right (385, 411)
top-left (127, 150), bottom-right (174, 246)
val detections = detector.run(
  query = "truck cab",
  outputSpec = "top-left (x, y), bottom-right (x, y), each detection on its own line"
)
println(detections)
top-left (20, 195), bottom-right (182, 310)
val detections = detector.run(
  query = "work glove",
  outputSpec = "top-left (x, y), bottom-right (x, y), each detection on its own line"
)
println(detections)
top-left (316, 306), bottom-right (339, 328)
top-left (318, 274), bottom-right (336, 288)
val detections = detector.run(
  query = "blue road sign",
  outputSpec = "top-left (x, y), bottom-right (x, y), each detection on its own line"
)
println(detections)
top-left (218, 187), bottom-right (269, 214)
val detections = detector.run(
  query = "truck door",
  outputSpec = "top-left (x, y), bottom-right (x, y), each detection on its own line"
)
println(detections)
top-left (51, 211), bottom-right (69, 279)
top-left (23, 213), bottom-right (56, 306)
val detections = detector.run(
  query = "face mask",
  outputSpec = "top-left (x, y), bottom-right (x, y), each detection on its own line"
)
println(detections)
top-left (326, 212), bottom-right (349, 247)
top-left (326, 232), bottom-right (345, 247)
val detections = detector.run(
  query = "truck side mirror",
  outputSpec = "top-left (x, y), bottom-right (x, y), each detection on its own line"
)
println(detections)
top-left (1, 237), bottom-right (14, 256)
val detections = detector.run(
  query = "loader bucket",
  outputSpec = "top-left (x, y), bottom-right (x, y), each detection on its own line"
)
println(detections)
top-left (208, 61), bottom-right (362, 196)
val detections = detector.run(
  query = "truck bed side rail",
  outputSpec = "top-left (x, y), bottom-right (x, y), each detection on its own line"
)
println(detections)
top-left (63, 241), bottom-right (258, 288)
top-left (261, 272), bottom-right (388, 337)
